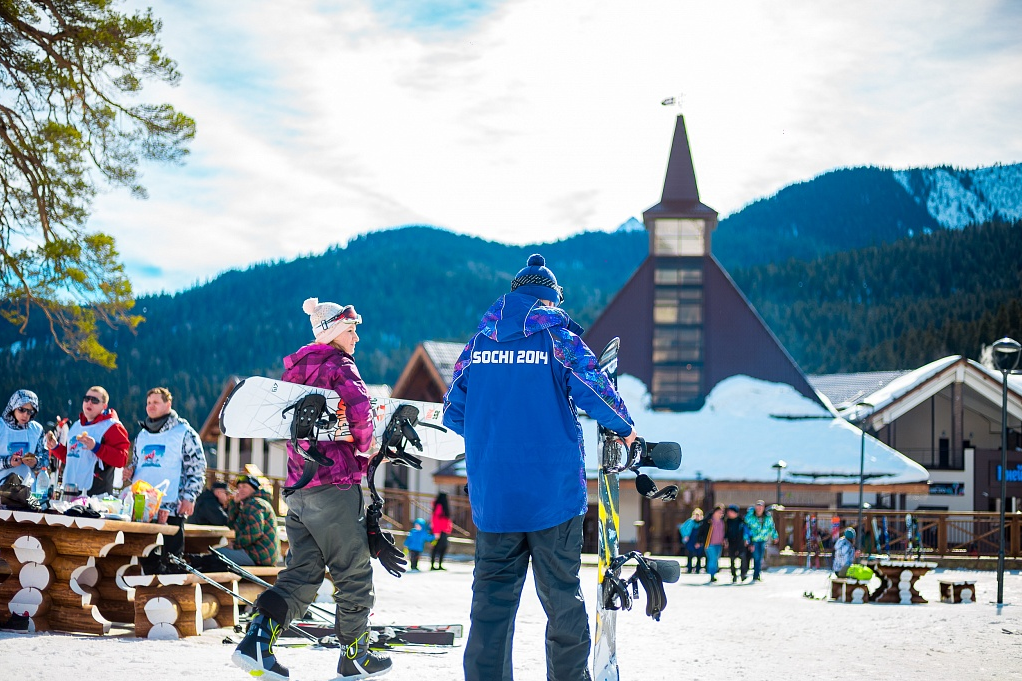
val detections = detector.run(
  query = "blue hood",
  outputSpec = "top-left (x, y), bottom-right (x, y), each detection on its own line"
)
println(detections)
top-left (477, 293), bottom-right (585, 344)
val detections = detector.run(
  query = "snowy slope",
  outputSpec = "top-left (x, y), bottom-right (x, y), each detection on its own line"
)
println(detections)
top-left (893, 163), bottom-right (1022, 229)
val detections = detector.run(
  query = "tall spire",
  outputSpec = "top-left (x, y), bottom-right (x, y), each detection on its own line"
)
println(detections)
top-left (643, 115), bottom-right (715, 220)
top-left (661, 115), bottom-right (700, 204)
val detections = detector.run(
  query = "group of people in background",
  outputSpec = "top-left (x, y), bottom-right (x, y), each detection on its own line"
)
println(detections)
top-left (0, 386), bottom-right (279, 571)
top-left (679, 500), bottom-right (780, 583)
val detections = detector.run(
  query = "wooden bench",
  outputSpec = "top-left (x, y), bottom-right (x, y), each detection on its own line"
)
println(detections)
top-left (123, 571), bottom-right (239, 639)
top-left (831, 577), bottom-right (871, 603)
top-left (236, 565), bottom-right (285, 603)
top-left (938, 579), bottom-right (976, 604)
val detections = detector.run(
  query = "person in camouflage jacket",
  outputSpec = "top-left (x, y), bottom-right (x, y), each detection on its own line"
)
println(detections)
top-left (745, 501), bottom-right (779, 581)
top-left (225, 476), bottom-right (279, 566)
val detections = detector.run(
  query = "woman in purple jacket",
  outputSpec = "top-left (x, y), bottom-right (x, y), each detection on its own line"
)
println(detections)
top-left (233, 297), bottom-right (391, 681)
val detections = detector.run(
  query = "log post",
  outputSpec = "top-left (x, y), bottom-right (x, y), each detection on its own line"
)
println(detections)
top-left (45, 603), bottom-right (111, 635)
top-left (8, 587), bottom-right (51, 618)
top-left (12, 535), bottom-right (57, 566)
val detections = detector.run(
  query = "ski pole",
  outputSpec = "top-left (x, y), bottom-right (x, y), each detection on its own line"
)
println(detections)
top-left (166, 554), bottom-right (324, 644)
top-left (210, 547), bottom-right (335, 623)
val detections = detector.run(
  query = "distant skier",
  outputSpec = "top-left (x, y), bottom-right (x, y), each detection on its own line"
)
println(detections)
top-left (444, 254), bottom-right (638, 681)
top-left (232, 298), bottom-right (393, 681)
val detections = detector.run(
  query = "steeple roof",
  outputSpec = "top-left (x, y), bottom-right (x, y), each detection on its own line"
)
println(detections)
top-left (642, 115), bottom-right (717, 220)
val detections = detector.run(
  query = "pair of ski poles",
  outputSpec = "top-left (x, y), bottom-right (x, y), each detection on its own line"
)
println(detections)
top-left (167, 553), bottom-right (333, 644)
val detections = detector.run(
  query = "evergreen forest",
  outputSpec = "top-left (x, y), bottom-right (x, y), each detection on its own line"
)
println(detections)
top-left (2, 220), bottom-right (1019, 432)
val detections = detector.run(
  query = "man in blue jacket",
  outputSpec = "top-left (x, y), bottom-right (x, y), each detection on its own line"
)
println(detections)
top-left (444, 254), bottom-right (637, 681)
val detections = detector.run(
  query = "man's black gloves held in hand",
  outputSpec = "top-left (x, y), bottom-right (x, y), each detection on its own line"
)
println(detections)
top-left (366, 501), bottom-right (407, 577)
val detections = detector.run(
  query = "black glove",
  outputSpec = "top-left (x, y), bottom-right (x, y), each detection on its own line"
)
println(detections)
top-left (366, 502), bottom-right (407, 578)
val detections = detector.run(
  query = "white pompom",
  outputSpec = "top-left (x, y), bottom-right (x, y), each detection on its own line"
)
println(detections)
top-left (302, 298), bottom-right (319, 315)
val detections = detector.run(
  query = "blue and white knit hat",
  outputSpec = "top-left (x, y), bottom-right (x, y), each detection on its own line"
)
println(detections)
top-left (510, 254), bottom-right (563, 304)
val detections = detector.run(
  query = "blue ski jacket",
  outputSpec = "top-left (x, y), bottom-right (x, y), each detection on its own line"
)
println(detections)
top-left (443, 292), bottom-right (633, 533)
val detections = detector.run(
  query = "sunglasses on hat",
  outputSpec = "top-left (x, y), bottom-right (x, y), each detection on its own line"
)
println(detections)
top-left (319, 305), bottom-right (362, 330)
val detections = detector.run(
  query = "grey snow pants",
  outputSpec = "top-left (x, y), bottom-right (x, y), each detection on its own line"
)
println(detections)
top-left (463, 515), bottom-right (592, 681)
top-left (255, 483), bottom-right (374, 643)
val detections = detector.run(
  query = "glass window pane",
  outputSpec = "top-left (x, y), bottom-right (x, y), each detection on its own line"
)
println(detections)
top-left (654, 304), bottom-right (678, 324)
top-left (655, 267), bottom-right (703, 286)
top-left (676, 304), bottom-right (702, 325)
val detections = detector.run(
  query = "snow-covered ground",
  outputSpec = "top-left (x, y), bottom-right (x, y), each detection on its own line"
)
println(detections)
top-left (3, 559), bottom-right (1021, 681)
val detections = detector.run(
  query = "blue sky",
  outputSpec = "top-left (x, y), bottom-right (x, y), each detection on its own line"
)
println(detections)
top-left (96, 0), bottom-right (1022, 294)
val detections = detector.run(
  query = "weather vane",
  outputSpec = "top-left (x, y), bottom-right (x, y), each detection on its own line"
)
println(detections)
top-left (660, 95), bottom-right (683, 109)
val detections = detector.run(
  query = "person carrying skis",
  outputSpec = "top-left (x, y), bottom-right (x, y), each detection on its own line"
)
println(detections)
top-left (0, 390), bottom-right (49, 490)
top-left (233, 298), bottom-right (393, 681)
top-left (744, 500), bottom-right (779, 582)
top-left (444, 254), bottom-right (638, 681)
top-left (46, 386), bottom-right (130, 496)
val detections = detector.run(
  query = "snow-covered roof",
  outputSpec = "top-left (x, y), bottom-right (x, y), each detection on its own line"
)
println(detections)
top-left (838, 355), bottom-right (1022, 425)
top-left (808, 370), bottom-right (910, 411)
top-left (579, 375), bottom-right (928, 486)
top-left (422, 341), bottom-right (464, 386)
top-left (440, 374), bottom-right (929, 486)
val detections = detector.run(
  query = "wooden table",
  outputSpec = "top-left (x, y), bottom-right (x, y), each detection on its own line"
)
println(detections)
top-left (182, 523), bottom-right (234, 555)
top-left (0, 509), bottom-right (177, 633)
top-left (869, 559), bottom-right (939, 604)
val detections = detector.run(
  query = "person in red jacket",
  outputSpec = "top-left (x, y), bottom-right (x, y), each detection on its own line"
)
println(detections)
top-left (46, 386), bottom-right (130, 496)
top-left (430, 492), bottom-right (453, 570)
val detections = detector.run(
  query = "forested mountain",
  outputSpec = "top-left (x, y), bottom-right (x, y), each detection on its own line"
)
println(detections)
top-left (3, 163), bottom-right (1021, 431)
top-left (728, 219), bottom-right (1022, 374)
top-left (0, 227), bottom-right (647, 428)
top-left (713, 163), bottom-right (1022, 269)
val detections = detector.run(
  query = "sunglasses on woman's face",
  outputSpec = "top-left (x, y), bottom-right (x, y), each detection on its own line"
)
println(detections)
top-left (15, 406), bottom-right (36, 416)
top-left (82, 395), bottom-right (102, 405)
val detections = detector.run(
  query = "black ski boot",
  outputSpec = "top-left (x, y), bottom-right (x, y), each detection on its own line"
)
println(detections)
top-left (232, 613), bottom-right (289, 681)
top-left (337, 631), bottom-right (392, 679)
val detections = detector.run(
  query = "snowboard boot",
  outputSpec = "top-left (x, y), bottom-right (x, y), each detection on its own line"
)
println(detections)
top-left (337, 631), bottom-right (393, 679)
top-left (232, 613), bottom-right (289, 681)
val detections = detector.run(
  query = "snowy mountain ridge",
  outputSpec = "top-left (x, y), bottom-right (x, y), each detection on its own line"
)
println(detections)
top-left (893, 163), bottom-right (1022, 230)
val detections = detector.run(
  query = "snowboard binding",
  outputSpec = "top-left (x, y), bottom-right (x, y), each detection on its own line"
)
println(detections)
top-left (282, 393), bottom-right (336, 491)
top-left (602, 551), bottom-right (680, 622)
top-left (630, 438), bottom-right (680, 502)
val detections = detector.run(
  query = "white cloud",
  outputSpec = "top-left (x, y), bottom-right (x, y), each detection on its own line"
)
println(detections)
top-left (93, 0), bottom-right (1022, 293)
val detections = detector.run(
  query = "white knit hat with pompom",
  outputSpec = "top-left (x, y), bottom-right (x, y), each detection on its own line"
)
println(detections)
top-left (303, 298), bottom-right (361, 345)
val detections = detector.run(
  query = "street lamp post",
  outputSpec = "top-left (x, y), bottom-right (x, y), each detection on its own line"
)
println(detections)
top-left (855, 402), bottom-right (875, 552)
top-left (772, 460), bottom-right (787, 506)
top-left (992, 337), bottom-right (1020, 606)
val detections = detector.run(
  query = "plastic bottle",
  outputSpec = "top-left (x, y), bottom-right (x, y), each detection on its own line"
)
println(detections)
top-left (32, 469), bottom-right (51, 500)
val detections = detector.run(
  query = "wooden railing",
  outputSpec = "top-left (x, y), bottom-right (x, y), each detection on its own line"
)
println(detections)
top-left (771, 508), bottom-right (1022, 559)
